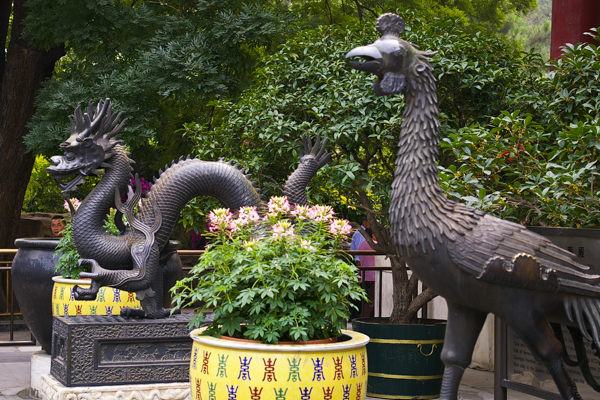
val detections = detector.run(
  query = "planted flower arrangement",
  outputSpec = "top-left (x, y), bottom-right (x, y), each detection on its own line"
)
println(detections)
top-left (171, 196), bottom-right (367, 344)
top-left (172, 197), bottom-right (370, 400)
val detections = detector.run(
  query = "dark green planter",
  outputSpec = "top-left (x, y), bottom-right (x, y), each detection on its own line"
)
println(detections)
top-left (353, 317), bottom-right (446, 399)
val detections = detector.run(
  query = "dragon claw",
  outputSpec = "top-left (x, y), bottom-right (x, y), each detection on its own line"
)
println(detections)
top-left (120, 307), bottom-right (146, 319)
top-left (72, 285), bottom-right (98, 301)
top-left (300, 134), bottom-right (332, 168)
top-left (79, 272), bottom-right (99, 279)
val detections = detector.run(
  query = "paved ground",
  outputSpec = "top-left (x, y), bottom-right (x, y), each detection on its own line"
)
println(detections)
top-left (0, 344), bottom-right (39, 400)
top-left (0, 341), bottom-right (543, 400)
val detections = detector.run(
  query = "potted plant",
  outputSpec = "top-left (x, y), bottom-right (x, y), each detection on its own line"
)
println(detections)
top-left (171, 196), bottom-right (370, 399)
top-left (51, 207), bottom-right (143, 316)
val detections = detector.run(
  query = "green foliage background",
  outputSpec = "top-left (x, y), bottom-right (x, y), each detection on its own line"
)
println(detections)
top-left (181, 8), bottom-right (533, 225)
top-left (441, 29), bottom-right (600, 228)
top-left (20, 0), bottom-right (540, 218)
top-left (23, 0), bottom-right (294, 177)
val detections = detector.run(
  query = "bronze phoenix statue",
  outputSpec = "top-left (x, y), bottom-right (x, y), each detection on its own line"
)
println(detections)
top-left (347, 13), bottom-right (600, 400)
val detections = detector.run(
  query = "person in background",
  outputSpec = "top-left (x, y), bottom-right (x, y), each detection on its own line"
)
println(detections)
top-left (51, 216), bottom-right (66, 237)
top-left (350, 217), bottom-right (370, 264)
top-left (358, 228), bottom-right (376, 318)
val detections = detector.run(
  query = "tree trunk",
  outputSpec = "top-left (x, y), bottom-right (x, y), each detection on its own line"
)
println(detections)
top-left (388, 254), bottom-right (416, 324)
top-left (0, 0), bottom-right (64, 249)
top-left (0, 0), bottom-right (64, 309)
top-left (0, 1), bottom-right (12, 91)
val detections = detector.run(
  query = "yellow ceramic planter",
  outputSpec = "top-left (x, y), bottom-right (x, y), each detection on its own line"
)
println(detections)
top-left (190, 328), bottom-right (369, 400)
top-left (51, 276), bottom-right (141, 316)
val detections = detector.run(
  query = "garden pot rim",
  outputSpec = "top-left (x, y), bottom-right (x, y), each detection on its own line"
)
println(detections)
top-left (220, 334), bottom-right (338, 345)
top-left (14, 237), bottom-right (60, 249)
top-left (190, 327), bottom-right (369, 352)
top-left (353, 317), bottom-right (447, 326)
top-left (52, 275), bottom-right (92, 285)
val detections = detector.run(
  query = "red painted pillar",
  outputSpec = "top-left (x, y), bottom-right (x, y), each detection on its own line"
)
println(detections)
top-left (551, 0), bottom-right (600, 59)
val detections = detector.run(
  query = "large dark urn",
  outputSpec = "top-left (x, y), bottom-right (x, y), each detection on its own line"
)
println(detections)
top-left (11, 238), bottom-right (60, 354)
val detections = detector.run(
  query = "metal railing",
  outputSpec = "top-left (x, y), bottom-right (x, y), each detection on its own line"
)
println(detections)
top-left (0, 249), bottom-right (388, 346)
top-left (0, 249), bottom-right (37, 346)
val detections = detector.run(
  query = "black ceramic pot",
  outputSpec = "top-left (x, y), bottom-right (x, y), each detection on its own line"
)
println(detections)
top-left (11, 238), bottom-right (60, 354)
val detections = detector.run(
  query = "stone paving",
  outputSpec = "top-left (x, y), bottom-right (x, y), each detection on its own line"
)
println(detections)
top-left (0, 341), bottom-right (542, 400)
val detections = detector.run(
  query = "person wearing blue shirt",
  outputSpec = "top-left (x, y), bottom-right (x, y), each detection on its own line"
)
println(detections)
top-left (350, 218), bottom-right (370, 263)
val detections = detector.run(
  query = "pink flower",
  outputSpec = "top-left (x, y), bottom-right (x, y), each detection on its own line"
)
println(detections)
top-left (64, 198), bottom-right (81, 212)
top-left (236, 207), bottom-right (260, 227)
top-left (272, 221), bottom-right (294, 239)
top-left (309, 205), bottom-right (335, 222)
top-left (207, 208), bottom-right (233, 233)
top-left (291, 205), bottom-right (311, 220)
top-left (329, 219), bottom-right (352, 237)
top-left (267, 196), bottom-right (291, 217)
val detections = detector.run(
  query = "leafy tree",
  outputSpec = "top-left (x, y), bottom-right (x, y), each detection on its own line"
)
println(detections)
top-left (22, 156), bottom-right (65, 213)
top-left (288, 0), bottom-right (537, 28)
top-left (1, 0), bottom-right (290, 311)
top-left (23, 0), bottom-right (294, 177)
top-left (503, 0), bottom-right (551, 61)
top-left (182, 8), bottom-right (530, 323)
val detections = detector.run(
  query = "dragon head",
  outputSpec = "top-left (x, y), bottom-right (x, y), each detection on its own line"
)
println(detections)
top-left (47, 99), bottom-right (127, 194)
top-left (345, 13), bottom-right (436, 96)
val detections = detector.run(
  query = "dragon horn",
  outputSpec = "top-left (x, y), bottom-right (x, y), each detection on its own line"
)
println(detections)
top-left (77, 99), bottom-right (110, 141)
top-left (105, 117), bottom-right (127, 141)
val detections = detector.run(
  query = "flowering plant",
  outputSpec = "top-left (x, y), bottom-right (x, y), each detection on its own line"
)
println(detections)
top-left (171, 196), bottom-right (366, 344)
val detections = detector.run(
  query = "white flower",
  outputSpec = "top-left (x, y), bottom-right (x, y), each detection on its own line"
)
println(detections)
top-left (300, 239), bottom-right (317, 251)
top-left (243, 239), bottom-right (259, 252)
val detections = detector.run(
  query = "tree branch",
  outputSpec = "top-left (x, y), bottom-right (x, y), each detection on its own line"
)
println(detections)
top-left (406, 288), bottom-right (438, 317)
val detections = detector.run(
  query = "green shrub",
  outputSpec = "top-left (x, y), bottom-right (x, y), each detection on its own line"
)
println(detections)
top-left (439, 28), bottom-right (600, 228)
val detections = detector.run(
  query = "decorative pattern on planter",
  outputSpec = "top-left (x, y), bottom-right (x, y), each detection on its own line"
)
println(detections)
top-left (52, 276), bottom-right (141, 316)
top-left (190, 328), bottom-right (369, 400)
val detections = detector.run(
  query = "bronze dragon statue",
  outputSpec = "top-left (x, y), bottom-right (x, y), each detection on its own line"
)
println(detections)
top-left (347, 13), bottom-right (600, 400)
top-left (47, 99), bottom-right (331, 319)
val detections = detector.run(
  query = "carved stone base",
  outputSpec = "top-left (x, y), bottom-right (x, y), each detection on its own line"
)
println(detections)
top-left (51, 313), bottom-right (193, 386)
top-left (40, 374), bottom-right (191, 400)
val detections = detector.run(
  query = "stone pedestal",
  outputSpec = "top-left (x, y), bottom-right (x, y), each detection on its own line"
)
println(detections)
top-left (40, 374), bottom-right (191, 400)
top-left (51, 313), bottom-right (193, 386)
top-left (31, 351), bottom-right (52, 399)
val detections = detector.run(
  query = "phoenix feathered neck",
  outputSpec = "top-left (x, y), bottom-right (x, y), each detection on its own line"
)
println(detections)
top-left (389, 61), bottom-right (482, 253)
